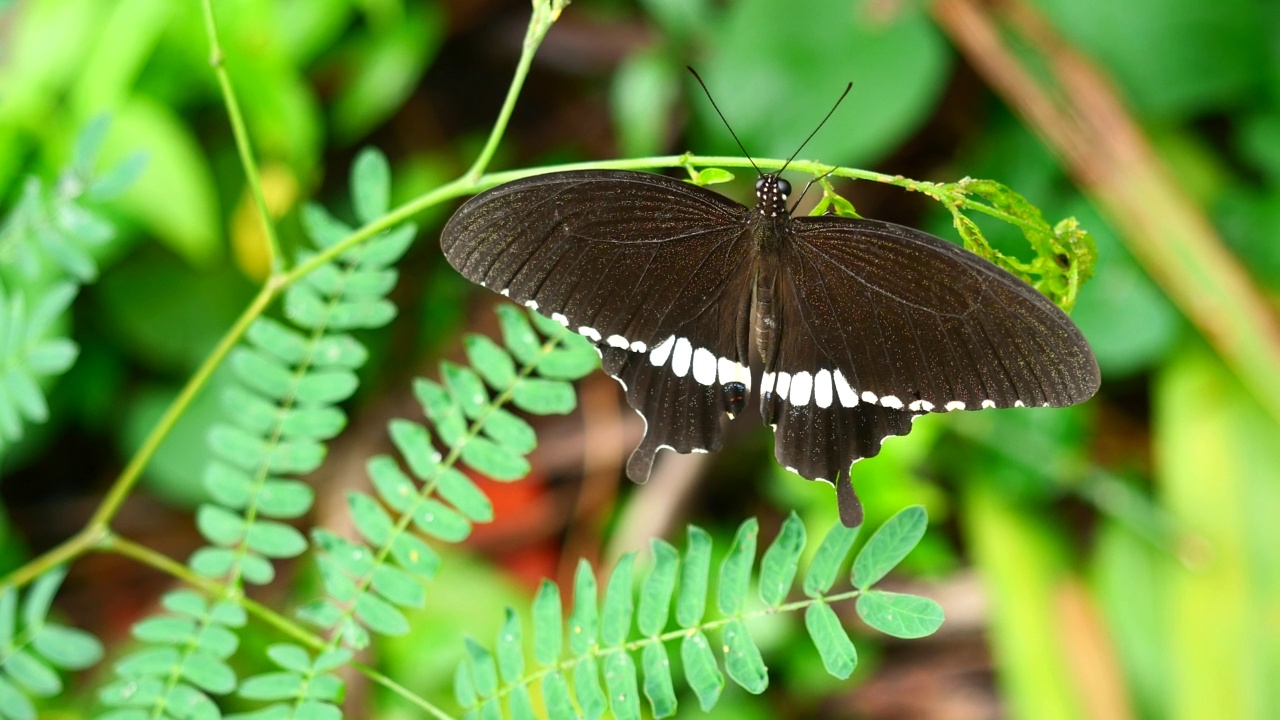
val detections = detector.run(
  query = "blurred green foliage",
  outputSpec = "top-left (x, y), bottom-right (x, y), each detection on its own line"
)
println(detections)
top-left (2, 0), bottom-right (1279, 718)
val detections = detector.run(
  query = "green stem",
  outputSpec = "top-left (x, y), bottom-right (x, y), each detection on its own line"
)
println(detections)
top-left (201, 0), bottom-right (283, 272)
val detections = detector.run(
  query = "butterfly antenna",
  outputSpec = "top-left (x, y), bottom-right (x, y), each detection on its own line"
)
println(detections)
top-left (790, 164), bottom-right (841, 214)
top-left (780, 82), bottom-right (852, 174)
top-left (687, 66), bottom-right (761, 175)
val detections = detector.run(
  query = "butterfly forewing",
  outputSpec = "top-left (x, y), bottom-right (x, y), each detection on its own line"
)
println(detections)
top-left (774, 216), bottom-right (1099, 413)
top-left (441, 170), bottom-right (759, 480)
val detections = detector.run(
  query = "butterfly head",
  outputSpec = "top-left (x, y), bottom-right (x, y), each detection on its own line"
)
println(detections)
top-left (755, 175), bottom-right (791, 219)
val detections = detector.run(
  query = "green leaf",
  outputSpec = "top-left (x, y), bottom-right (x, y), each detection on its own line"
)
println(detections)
top-left (388, 419), bottom-right (441, 479)
top-left (443, 362), bottom-right (490, 419)
top-left (569, 560), bottom-right (598, 655)
top-left (414, 379), bottom-right (466, 446)
top-left (541, 672), bottom-right (575, 720)
top-left (534, 346), bottom-right (599, 381)
top-left (804, 601), bottom-right (857, 679)
top-left (460, 436), bottom-right (530, 481)
top-left (722, 619), bottom-right (768, 693)
top-left (389, 533), bottom-right (440, 578)
top-left (355, 591), bottom-right (409, 636)
top-left (132, 616), bottom-right (196, 645)
top-left (257, 479), bottom-right (315, 519)
top-left (803, 523), bottom-right (858, 597)
top-left (637, 539), bottom-right (678, 636)
top-left (0, 674), bottom-right (36, 718)
top-left (496, 305), bottom-right (542, 364)
top-left (411, 499), bottom-right (471, 542)
top-left (465, 334), bottom-right (517, 390)
top-left (196, 505), bottom-right (247, 546)
top-left (371, 565), bottom-right (425, 608)
top-left (181, 650), bottom-right (237, 693)
top-left (314, 529), bottom-right (374, 577)
top-left (31, 625), bottom-right (103, 669)
top-left (435, 467), bottom-right (494, 523)
top-left (465, 638), bottom-right (499, 698)
top-left (23, 568), bottom-right (64, 630)
top-left (641, 642), bottom-right (677, 718)
top-left (495, 609), bottom-right (525, 684)
top-left (454, 662), bottom-right (477, 708)
top-left (507, 686), bottom-right (538, 720)
top-left (610, 49), bottom-right (680, 157)
top-left (267, 643), bottom-right (313, 673)
top-left (5, 648), bottom-right (60, 695)
top-left (680, 631), bottom-right (723, 711)
top-left (348, 491), bottom-right (395, 547)
top-left (511, 378), bottom-right (576, 415)
top-left (351, 148), bottom-right (391, 224)
top-left (481, 408), bottom-right (537, 455)
top-left (239, 671), bottom-right (304, 701)
top-left (600, 553), bottom-right (637, 647)
top-left (369, 456), bottom-right (417, 512)
top-left (676, 526), bottom-right (712, 627)
top-left (604, 651), bottom-right (641, 720)
top-left (852, 505), bottom-right (927, 590)
top-left (572, 657), bottom-right (607, 720)
top-left (856, 590), bottom-right (944, 639)
top-left (759, 512), bottom-right (806, 607)
top-left (717, 518), bottom-right (757, 615)
top-left (244, 519), bottom-right (308, 558)
top-left (532, 580), bottom-right (563, 665)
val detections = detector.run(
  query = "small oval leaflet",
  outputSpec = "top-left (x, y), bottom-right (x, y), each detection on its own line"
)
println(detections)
top-left (441, 72), bottom-right (1099, 526)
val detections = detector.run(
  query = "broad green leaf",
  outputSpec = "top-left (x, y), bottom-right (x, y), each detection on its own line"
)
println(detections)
top-left (294, 370), bottom-right (359, 405)
top-left (371, 565), bottom-right (425, 608)
top-left (572, 657), bottom-right (607, 720)
top-left (238, 671), bottom-right (304, 701)
top-left (454, 662), bottom-right (477, 708)
top-left (511, 378), bottom-right (576, 415)
top-left (465, 638), bottom-right (499, 698)
top-left (205, 462), bottom-right (251, 509)
top-left (496, 609), bottom-right (524, 683)
top-left (803, 523), bottom-right (858, 597)
top-left (388, 419), bottom-right (440, 478)
top-left (600, 553), bottom-right (637, 646)
top-left (507, 686), bottom-right (538, 720)
top-left (610, 49), bottom-right (680, 158)
top-left (465, 334), bottom-right (517, 390)
top-left (460, 436), bottom-right (530, 480)
top-left (162, 590), bottom-right (207, 618)
top-left (258, 479), bottom-right (315, 519)
top-left (311, 334), bottom-right (368, 369)
top-left (369, 456), bottom-right (417, 512)
top-left (496, 305), bottom-right (542, 364)
top-left (804, 602), bottom-right (856, 679)
top-left (532, 580), bottom-right (563, 665)
top-left (5, 648), bottom-right (60, 695)
top-left (411, 499), bottom-right (472, 542)
top-left (188, 547), bottom-right (234, 579)
top-left (435, 467), bottom-right (493, 523)
top-left (569, 560), bottom-right (598, 655)
top-left (722, 619), bottom-right (767, 693)
top-left (196, 505), bottom-right (247, 546)
top-left (856, 590), bottom-right (944, 639)
top-left (676, 526), bottom-right (712, 627)
top-left (604, 651), bottom-right (641, 720)
top-left (180, 650), bottom-right (236, 693)
top-left (443, 362), bottom-right (490, 418)
top-left (348, 491), bottom-right (395, 547)
top-left (759, 512), bottom-right (806, 607)
top-left (269, 643), bottom-right (313, 673)
top-left (717, 518), bottom-right (757, 615)
top-left (641, 642), bottom-right (677, 718)
top-left (481, 407), bottom-right (537, 455)
top-left (541, 672), bottom-right (575, 720)
top-left (244, 519), bottom-right (308, 558)
top-left (351, 148), bottom-right (390, 224)
top-left (31, 625), bottom-right (103, 669)
top-left (680, 631), bottom-right (723, 711)
top-left (852, 505), bottom-right (927, 590)
top-left (637, 539), bottom-right (678, 636)
top-left (355, 592), bottom-right (409, 636)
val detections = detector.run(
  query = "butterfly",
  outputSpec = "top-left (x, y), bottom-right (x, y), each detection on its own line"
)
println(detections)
top-left (440, 76), bottom-right (1099, 527)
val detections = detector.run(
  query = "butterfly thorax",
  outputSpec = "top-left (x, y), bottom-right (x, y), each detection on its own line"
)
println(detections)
top-left (751, 174), bottom-right (793, 255)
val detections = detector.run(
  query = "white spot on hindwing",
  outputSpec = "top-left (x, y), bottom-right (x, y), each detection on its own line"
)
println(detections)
top-left (630, 340), bottom-right (647, 353)
top-left (945, 400), bottom-right (966, 412)
top-left (717, 356), bottom-right (751, 390)
top-left (813, 369), bottom-right (833, 409)
top-left (649, 337), bottom-right (674, 367)
top-left (861, 390), bottom-right (878, 404)
top-left (909, 399), bottom-right (934, 412)
top-left (1014, 400), bottom-right (1026, 408)
top-left (551, 312), bottom-right (569, 327)
top-left (524, 300), bottom-right (539, 311)
top-left (981, 399), bottom-right (996, 409)
top-left (578, 326), bottom-right (601, 342)
top-left (789, 371), bottom-right (813, 406)
top-left (879, 395), bottom-right (904, 409)
top-left (606, 334), bottom-right (629, 349)
top-left (500, 288), bottom-right (509, 297)
top-left (761, 371), bottom-right (776, 396)
top-left (692, 348), bottom-right (717, 385)
top-left (671, 338), bottom-right (693, 377)
top-left (776, 372), bottom-right (792, 399)
top-left (833, 369), bottom-right (857, 407)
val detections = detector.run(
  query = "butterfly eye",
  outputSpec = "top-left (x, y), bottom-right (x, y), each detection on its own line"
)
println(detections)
top-left (754, 177), bottom-right (768, 193)
top-left (777, 178), bottom-right (792, 198)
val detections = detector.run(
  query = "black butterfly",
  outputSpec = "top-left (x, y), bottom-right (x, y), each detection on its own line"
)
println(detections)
top-left (440, 82), bottom-right (1099, 527)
